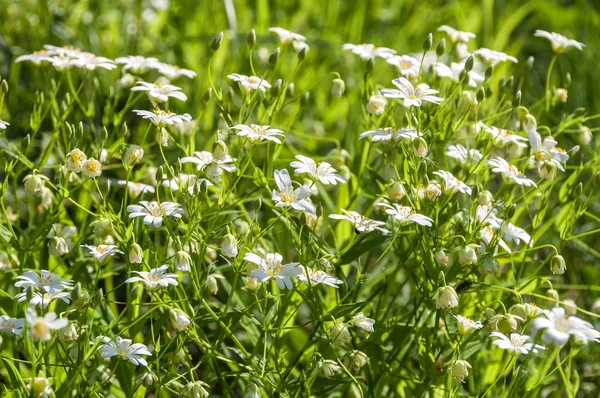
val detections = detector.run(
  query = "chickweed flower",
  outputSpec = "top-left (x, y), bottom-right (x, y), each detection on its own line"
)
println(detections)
top-left (82, 158), bottom-right (102, 178)
top-left (298, 267), bottom-right (343, 288)
top-left (82, 244), bottom-right (123, 263)
top-left (366, 94), bottom-right (387, 115)
top-left (491, 332), bottom-right (545, 354)
top-left (320, 359), bottom-right (341, 377)
top-left (437, 25), bottom-right (476, 43)
top-left (380, 203), bottom-right (433, 227)
top-left (233, 124), bottom-right (285, 144)
top-left (360, 126), bottom-right (419, 142)
top-left (329, 209), bottom-right (389, 234)
top-left (96, 336), bottom-right (152, 366)
top-left (125, 264), bottom-right (179, 290)
top-left (134, 109), bottom-right (192, 127)
top-left (474, 48), bottom-right (518, 66)
top-left (486, 157), bottom-right (537, 187)
top-left (114, 55), bottom-right (160, 73)
top-left (434, 286), bottom-right (459, 309)
top-left (155, 63), bottom-right (196, 79)
top-left (534, 30), bottom-right (584, 53)
top-left (227, 74), bottom-right (271, 93)
top-left (0, 316), bottom-right (25, 335)
top-left (244, 252), bottom-right (302, 289)
top-left (329, 321), bottom-right (351, 345)
top-left (127, 201), bottom-right (184, 227)
top-left (26, 309), bottom-right (69, 341)
top-left (352, 313), bottom-right (375, 332)
top-left (451, 360), bottom-right (472, 382)
top-left (290, 155), bottom-right (346, 185)
top-left (433, 170), bottom-right (472, 195)
top-left (454, 315), bottom-right (483, 335)
top-left (381, 77), bottom-right (444, 107)
top-left (131, 81), bottom-right (187, 102)
top-left (386, 55), bottom-right (420, 77)
top-left (272, 169), bottom-right (316, 214)
top-left (342, 43), bottom-right (396, 60)
top-left (221, 233), bottom-right (238, 258)
top-left (268, 27), bottom-right (306, 44)
top-left (533, 306), bottom-right (600, 346)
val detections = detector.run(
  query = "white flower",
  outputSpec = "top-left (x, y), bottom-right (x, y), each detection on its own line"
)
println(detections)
top-left (434, 286), bottom-right (459, 309)
top-left (117, 181), bottom-right (156, 198)
top-left (320, 359), bottom-right (341, 377)
top-left (180, 151), bottom-right (237, 174)
top-left (27, 377), bottom-right (53, 398)
top-left (438, 25), bottom-right (476, 43)
top-left (0, 120), bottom-right (9, 129)
top-left (534, 30), bottom-right (584, 53)
top-left (220, 234), bottom-right (238, 258)
top-left (227, 74), bottom-right (271, 93)
top-left (271, 169), bottom-right (316, 214)
top-left (127, 201), bottom-right (184, 227)
top-left (445, 144), bottom-right (482, 165)
top-left (46, 55), bottom-right (80, 70)
top-left (359, 126), bottom-right (420, 142)
top-left (458, 244), bottom-right (479, 265)
top-left (244, 252), bottom-right (303, 289)
top-left (232, 124), bottom-right (285, 144)
top-left (25, 309), bottom-right (68, 341)
top-left (342, 43), bottom-right (396, 60)
top-left (133, 109), bottom-right (192, 128)
top-left (66, 148), bottom-right (87, 172)
top-left (15, 49), bottom-right (54, 65)
top-left (97, 336), bottom-right (152, 366)
top-left (533, 307), bottom-right (600, 347)
top-left (298, 267), bottom-right (343, 288)
top-left (81, 158), bottom-right (102, 178)
top-left (486, 157), bottom-right (536, 187)
top-left (290, 155), bottom-right (346, 185)
top-left (386, 55), bottom-right (420, 77)
top-left (491, 332), bottom-right (545, 354)
top-left (381, 77), bottom-right (444, 107)
top-left (161, 173), bottom-right (210, 195)
top-left (526, 124), bottom-right (568, 173)
top-left (329, 322), bottom-right (352, 345)
top-left (72, 53), bottom-right (117, 70)
top-left (155, 63), bottom-right (196, 79)
top-left (352, 313), bottom-right (375, 332)
top-left (503, 223), bottom-right (533, 247)
top-left (131, 82), bottom-right (187, 102)
top-left (329, 209), bottom-right (389, 234)
top-left (123, 145), bottom-right (144, 166)
top-left (479, 123), bottom-right (528, 148)
top-left (125, 264), bottom-right (179, 290)
top-left (17, 291), bottom-right (71, 308)
top-left (454, 315), bottom-right (483, 335)
top-left (380, 203), bottom-right (433, 227)
top-left (451, 360), bottom-right (472, 382)
top-left (269, 27), bottom-right (306, 44)
top-left (433, 62), bottom-right (484, 88)
top-left (115, 55), bottom-right (160, 73)
top-left (433, 170), bottom-right (472, 195)
top-left (0, 316), bottom-right (25, 335)
top-left (15, 270), bottom-right (73, 293)
top-left (474, 48), bottom-right (518, 66)
top-left (170, 310), bottom-right (191, 332)
top-left (82, 244), bottom-right (123, 262)
top-left (365, 94), bottom-right (388, 115)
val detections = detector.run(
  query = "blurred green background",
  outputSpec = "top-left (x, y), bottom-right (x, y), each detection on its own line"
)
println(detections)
top-left (0, 0), bottom-right (599, 124)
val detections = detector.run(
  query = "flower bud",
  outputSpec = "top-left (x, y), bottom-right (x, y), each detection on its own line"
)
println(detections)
top-left (555, 88), bottom-right (568, 103)
top-left (271, 79), bottom-right (282, 97)
top-left (436, 38), bottom-right (446, 57)
top-left (578, 126), bottom-right (592, 145)
top-left (506, 204), bottom-right (516, 219)
top-left (23, 174), bottom-right (48, 196)
top-left (540, 162), bottom-right (557, 180)
top-left (201, 88), bottom-right (212, 106)
top-left (329, 322), bottom-right (351, 345)
top-left (320, 359), bottom-right (341, 377)
top-left (479, 190), bottom-right (493, 206)
top-left (205, 274), bottom-right (222, 295)
top-left (365, 58), bottom-right (374, 73)
top-left (119, 73), bottom-right (136, 88)
top-left (93, 218), bottom-right (112, 238)
top-left (141, 372), bottom-right (156, 388)
top-left (331, 78), bottom-right (345, 97)
top-left (547, 289), bottom-right (560, 302)
top-left (490, 314), bottom-right (523, 334)
top-left (458, 245), bottom-right (478, 266)
top-left (170, 309), bottom-right (191, 331)
top-left (523, 114), bottom-right (537, 133)
top-left (464, 55), bottom-right (474, 72)
top-left (413, 137), bottom-right (428, 157)
top-left (247, 29), bottom-right (256, 49)
top-left (221, 234), bottom-right (238, 258)
top-left (562, 299), bottom-right (577, 315)
top-left (476, 87), bottom-right (485, 103)
top-left (551, 254), bottom-right (566, 275)
top-left (426, 181), bottom-right (442, 200)
top-left (301, 91), bottom-right (310, 106)
top-left (244, 383), bottom-right (261, 398)
top-left (268, 47), bottom-right (280, 68)
top-left (434, 286), bottom-right (459, 309)
top-left (157, 127), bottom-right (169, 147)
top-left (388, 182), bottom-right (406, 200)
top-left (243, 276), bottom-right (260, 292)
top-left (212, 140), bottom-right (229, 161)
top-left (435, 248), bottom-right (449, 266)
top-left (129, 243), bottom-right (143, 264)
top-left (287, 82), bottom-right (295, 97)
top-left (49, 236), bottom-right (69, 256)
top-left (211, 31), bottom-right (224, 52)
top-left (352, 350), bottom-right (368, 369)
top-left (297, 45), bottom-right (308, 62)
top-left (176, 250), bottom-right (193, 272)
top-left (423, 33), bottom-right (433, 51)
top-left (513, 90), bottom-right (521, 107)
top-left (451, 360), bottom-right (472, 382)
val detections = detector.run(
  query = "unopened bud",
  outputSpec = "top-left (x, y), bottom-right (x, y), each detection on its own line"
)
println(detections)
top-left (211, 31), bottom-right (224, 53)
top-left (268, 48), bottom-right (280, 68)
top-left (247, 29), bottom-right (256, 49)
top-left (331, 78), bottom-right (345, 97)
top-left (423, 33), bottom-right (433, 52)
top-left (436, 39), bottom-right (446, 57)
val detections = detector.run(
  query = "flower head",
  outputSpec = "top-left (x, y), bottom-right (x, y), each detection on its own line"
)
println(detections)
top-left (533, 306), bottom-right (600, 346)
top-left (155, 63), bottom-right (196, 79)
top-left (96, 335), bottom-right (152, 366)
top-left (486, 157), bottom-right (536, 187)
top-left (232, 124), bottom-right (285, 144)
top-left (353, 313), bottom-right (375, 332)
top-left (454, 315), bottom-right (483, 335)
top-left (269, 27), bottom-right (306, 44)
top-left (127, 201), bottom-right (184, 227)
top-left (474, 48), bottom-right (518, 66)
top-left (342, 43), bottom-right (396, 60)
top-left (360, 126), bottom-right (420, 142)
top-left (433, 170), bottom-right (472, 195)
top-left (114, 55), bottom-right (160, 73)
top-left (534, 30), bottom-right (584, 53)
top-left (26, 309), bottom-right (68, 341)
top-left (381, 77), bottom-right (444, 107)
top-left (438, 25), bottom-right (476, 43)
top-left (227, 74), bottom-right (271, 93)
top-left (380, 203), bottom-right (433, 227)
top-left (15, 270), bottom-right (73, 293)
top-left (82, 244), bottom-right (123, 262)
top-left (131, 81), bottom-right (187, 102)
top-left (329, 209), bottom-right (389, 234)
top-left (244, 252), bottom-right (303, 289)
top-left (133, 109), bottom-right (192, 128)
top-left (125, 264), bottom-right (179, 290)
top-left (491, 332), bottom-right (545, 354)
top-left (290, 155), bottom-right (346, 185)
top-left (298, 267), bottom-right (343, 288)
top-left (386, 55), bottom-right (420, 77)
top-left (272, 169), bottom-right (316, 214)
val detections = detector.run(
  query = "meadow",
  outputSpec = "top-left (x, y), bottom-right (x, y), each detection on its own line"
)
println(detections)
top-left (0, 0), bottom-right (600, 397)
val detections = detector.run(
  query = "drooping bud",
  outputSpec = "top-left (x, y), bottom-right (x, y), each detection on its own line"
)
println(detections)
top-left (220, 233), bottom-right (238, 258)
top-left (49, 237), bottom-right (69, 256)
top-left (463, 55), bottom-right (474, 72)
top-left (433, 286), bottom-right (459, 309)
top-left (551, 254), bottom-right (566, 275)
top-left (451, 360), bottom-right (472, 382)
top-left (243, 276), bottom-right (260, 292)
top-left (23, 174), bottom-right (48, 196)
top-left (176, 250), bottom-right (193, 272)
top-left (331, 78), bottom-right (345, 97)
top-left (329, 322), bottom-right (351, 345)
top-left (435, 248), bottom-right (449, 267)
top-left (212, 140), bottom-right (229, 161)
top-left (170, 309), bottom-right (191, 332)
top-left (123, 145), bottom-right (144, 166)
top-left (412, 137), bottom-right (428, 157)
top-left (458, 245), bottom-right (478, 265)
